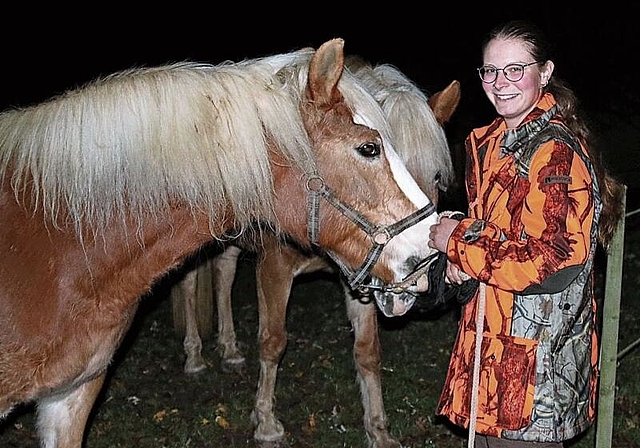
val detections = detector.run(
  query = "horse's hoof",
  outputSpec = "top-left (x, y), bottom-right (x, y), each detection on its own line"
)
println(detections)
top-left (183, 359), bottom-right (207, 374)
top-left (250, 410), bottom-right (285, 443)
top-left (184, 364), bottom-right (206, 374)
top-left (370, 435), bottom-right (402, 448)
top-left (221, 357), bottom-right (246, 373)
top-left (256, 440), bottom-right (290, 448)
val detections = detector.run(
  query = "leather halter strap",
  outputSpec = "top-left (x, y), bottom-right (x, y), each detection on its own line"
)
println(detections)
top-left (305, 174), bottom-right (436, 291)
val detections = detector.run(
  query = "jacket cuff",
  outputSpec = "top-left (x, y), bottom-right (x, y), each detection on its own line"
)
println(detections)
top-left (446, 218), bottom-right (492, 273)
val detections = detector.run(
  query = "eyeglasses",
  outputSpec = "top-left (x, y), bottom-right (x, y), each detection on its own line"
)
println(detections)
top-left (477, 62), bottom-right (539, 83)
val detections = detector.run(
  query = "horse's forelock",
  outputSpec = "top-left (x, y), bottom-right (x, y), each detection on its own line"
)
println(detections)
top-left (368, 64), bottom-right (454, 194)
top-left (346, 63), bottom-right (454, 198)
top-left (338, 70), bottom-right (395, 149)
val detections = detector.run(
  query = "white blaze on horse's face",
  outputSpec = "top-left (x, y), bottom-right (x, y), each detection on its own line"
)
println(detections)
top-left (376, 145), bottom-right (440, 317)
top-left (351, 112), bottom-right (435, 209)
top-left (384, 143), bottom-right (432, 209)
top-left (351, 115), bottom-right (438, 303)
top-left (386, 145), bottom-right (439, 258)
top-left (365, 144), bottom-right (440, 317)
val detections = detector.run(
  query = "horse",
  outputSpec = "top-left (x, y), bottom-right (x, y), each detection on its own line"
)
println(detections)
top-left (0, 39), bottom-right (444, 448)
top-left (173, 57), bottom-right (461, 448)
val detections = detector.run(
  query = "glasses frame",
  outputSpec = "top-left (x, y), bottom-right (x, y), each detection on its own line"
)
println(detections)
top-left (477, 61), bottom-right (539, 83)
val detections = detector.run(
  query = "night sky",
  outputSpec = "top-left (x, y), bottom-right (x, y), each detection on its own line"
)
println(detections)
top-left (2, 7), bottom-right (637, 201)
top-left (3, 8), bottom-right (633, 108)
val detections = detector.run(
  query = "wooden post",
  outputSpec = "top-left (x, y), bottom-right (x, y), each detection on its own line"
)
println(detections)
top-left (595, 184), bottom-right (627, 448)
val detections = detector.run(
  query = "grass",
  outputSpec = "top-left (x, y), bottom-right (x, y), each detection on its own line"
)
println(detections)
top-left (1, 219), bottom-right (639, 448)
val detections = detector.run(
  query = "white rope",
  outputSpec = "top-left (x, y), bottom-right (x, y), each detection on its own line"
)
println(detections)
top-left (467, 282), bottom-right (487, 448)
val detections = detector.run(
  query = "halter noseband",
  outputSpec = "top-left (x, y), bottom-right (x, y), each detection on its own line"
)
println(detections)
top-left (305, 174), bottom-right (437, 292)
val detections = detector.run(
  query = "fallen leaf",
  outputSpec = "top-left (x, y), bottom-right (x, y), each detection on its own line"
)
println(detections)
top-left (215, 415), bottom-right (230, 429)
top-left (153, 410), bottom-right (167, 422)
top-left (308, 413), bottom-right (316, 431)
top-left (215, 403), bottom-right (227, 415)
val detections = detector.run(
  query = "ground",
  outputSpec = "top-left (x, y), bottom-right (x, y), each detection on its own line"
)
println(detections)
top-left (1, 221), bottom-right (639, 447)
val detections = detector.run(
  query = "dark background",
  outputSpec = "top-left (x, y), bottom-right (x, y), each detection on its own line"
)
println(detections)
top-left (2, 7), bottom-right (638, 207)
top-left (0, 9), bottom-right (639, 447)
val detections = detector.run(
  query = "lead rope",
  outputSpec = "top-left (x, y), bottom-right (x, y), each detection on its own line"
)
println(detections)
top-left (468, 281), bottom-right (486, 448)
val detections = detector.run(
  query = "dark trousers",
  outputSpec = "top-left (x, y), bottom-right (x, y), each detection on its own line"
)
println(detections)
top-left (474, 434), bottom-right (563, 448)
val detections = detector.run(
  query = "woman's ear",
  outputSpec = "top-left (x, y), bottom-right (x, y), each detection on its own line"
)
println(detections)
top-left (541, 60), bottom-right (555, 87)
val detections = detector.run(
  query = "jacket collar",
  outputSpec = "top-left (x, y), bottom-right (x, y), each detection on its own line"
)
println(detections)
top-left (500, 93), bottom-right (558, 156)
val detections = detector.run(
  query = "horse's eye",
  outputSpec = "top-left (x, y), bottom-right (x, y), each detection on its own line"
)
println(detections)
top-left (357, 142), bottom-right (380, 158)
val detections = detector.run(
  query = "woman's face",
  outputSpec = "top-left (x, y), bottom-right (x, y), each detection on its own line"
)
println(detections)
top-left (481, 37), bottom-right (554, 128)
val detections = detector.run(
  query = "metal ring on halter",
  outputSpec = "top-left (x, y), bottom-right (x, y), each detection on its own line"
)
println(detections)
top-left (372, 228), bottom-right (391, 245)
top-left (306, 175), bottom-right (324, 192)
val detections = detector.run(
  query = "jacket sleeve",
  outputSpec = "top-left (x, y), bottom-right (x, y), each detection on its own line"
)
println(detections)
top-left (447, 138), bottom-right (595, 294)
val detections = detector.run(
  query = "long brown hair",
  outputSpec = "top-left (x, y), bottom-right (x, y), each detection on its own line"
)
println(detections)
top-left (484, 20), bottom-right (625, 250)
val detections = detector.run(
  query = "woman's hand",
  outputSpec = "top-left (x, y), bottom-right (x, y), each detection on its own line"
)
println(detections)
top-left (428, 216), bottom-right (460, 252)
top-left (429, 216), bottom-right (470, 285)
top-left (445, 260), bottom-right (469, 285)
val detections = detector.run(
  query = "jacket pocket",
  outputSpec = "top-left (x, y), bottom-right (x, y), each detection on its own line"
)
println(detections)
top-left (470, 333), bottom-right (538, 431)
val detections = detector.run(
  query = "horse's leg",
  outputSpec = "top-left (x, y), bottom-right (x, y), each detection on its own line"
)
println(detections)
top-left (36, 372), bottom-right (106, 448)
top-left (212, 244), bottom-right (245, 371)
top-left (251, 242), bottom-right (296, 443)
top-left (343, 282), bottom-right (401, 448)
top-left (182, 268), bottom-right (207, 373)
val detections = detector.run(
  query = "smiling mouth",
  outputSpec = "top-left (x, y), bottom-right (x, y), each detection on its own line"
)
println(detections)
top-left (495, 93), bottom-right (518, 100)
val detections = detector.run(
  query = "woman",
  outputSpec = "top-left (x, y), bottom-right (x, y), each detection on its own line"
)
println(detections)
top-left (428, 20), bottom-right (624, 447)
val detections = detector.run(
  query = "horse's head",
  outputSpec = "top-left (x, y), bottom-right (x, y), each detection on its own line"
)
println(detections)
top-left (271, 38), bottom-right (441, 317)
top-left (347, 58), bottom-right (461, 205)
top-left (342, 59), bottom-right (461, 316)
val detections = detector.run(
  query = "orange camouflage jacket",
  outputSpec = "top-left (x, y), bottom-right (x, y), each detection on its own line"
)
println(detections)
top-left (436, 93), bottom-right (602, 442)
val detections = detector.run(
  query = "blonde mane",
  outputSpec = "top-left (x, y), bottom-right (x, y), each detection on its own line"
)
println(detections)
top-left (0, 49), bottom-right (424, 239)
top-left (0, 52), bottom-right (323, 236)
top-left (348, 62), bottom-right (454, 195)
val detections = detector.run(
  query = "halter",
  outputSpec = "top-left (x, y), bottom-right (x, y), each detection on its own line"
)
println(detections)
top-left (305, 174), bottom-right (437, 293)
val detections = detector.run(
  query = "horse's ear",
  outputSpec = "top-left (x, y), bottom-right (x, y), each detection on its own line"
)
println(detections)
top-left (307, 38), bottom-right (345, 106)
top-left (428, 80), bottom-right (461, 125)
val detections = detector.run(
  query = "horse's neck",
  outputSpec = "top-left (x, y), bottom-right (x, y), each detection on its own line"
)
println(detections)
top-left (91, 207), bottom-right (228, 290)
top-left (32, 198), bottom-right (229, 309)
